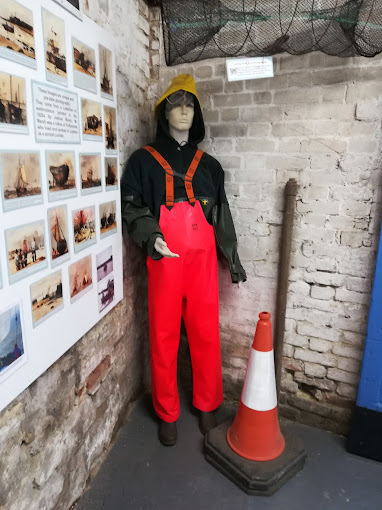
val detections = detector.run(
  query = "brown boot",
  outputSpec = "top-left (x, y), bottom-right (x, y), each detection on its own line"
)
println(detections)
top-left (199, 411), bottom-right (217, 435)
top-left (158, 420), bottom-right (177, 446)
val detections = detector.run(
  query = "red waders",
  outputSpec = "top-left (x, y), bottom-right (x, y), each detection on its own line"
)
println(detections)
top-left (144, 146), bottom-right (223, 423)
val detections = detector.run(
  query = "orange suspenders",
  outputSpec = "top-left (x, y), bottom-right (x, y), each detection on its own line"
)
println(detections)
top-left (143, 145), bottom-right (203, 209)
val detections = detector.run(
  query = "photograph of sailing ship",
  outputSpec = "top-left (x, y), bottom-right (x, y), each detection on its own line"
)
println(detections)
top-left (99, 200), bottom-right (117, 239)
top-left (5, 220), bottom-right (47, 284)
top-left (0, 0), bottom-right (36, 69)
top-left (42, 9), bottom-right (67, 85)
top-left (104, 157), bottom-right (118, 190)
top-left (53, 0), bottom-right (81, 19)
top-left (98, 273), bottom-right (114, 313)
top-left (72, 38), bottom-right (96, 93)
top-left (81, 98), bottom-right (102, 138)
top-left (0, 72), bottom-right (27, 134)
top-left (0, 304), bottom-right (25, 379)
top-left (104, 105), bottom-right (118, 154)
top-left (30, 271), bottom-right (64, 328)
top-left (69, 255), bottom-right (93, 303)
top-left (0, 151), bottom-right (42, 211)
top-left (80, 153), bottom-right (102, 194)
top-left (96, 245), bottom-right (113, 282)
top-left (72, 205), bottom-right (96, 253)
top-left (46, 151), bottom-right (76, 201)
top-left (48, 205), bottom-right (69, 267)
top-left (99, 44), bottom-right (113, 99)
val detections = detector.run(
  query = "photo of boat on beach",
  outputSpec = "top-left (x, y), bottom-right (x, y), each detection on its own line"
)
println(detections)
top-left (0, 0), bottom-right (36, 68)
top-left (0, 303), bottom-right (25, 379)
top-left (53, 0), bottom-right (82, 20)
top-left (30, 271), bottom-right (64, 328)
top-left (5, 220), bottom-right (47, 284)
top-left (46, 151), bottom-right (76, 202)
top-left (48, 205), bottom-right (69, 267)
top-left (42, 9), bottom-right (67, 85)
top-left (104, 105), bottom-right (118, 154)
top-left (72, 38), bottom-right (96, 93)
top-left (72, 205), bottom-right (96, 253)
top-left (99, 200), bottom-right (117, 239)
top-left (104, 157), bottom-right (118, 190)
top-left (0, 151), bottom-right (42, 211)
top-left (98, 273), bottom-right (114, 313)
top-left (69, 255), bottom-right (93, 303)
top-left (80, 153), bottom-right (102, 194)
top-left (81, 98), bottom-right (102, 139)
top-left (0, 72), bottom-right (27, 134)
top-left (96, 245), bottom-right (113, 282)
top-left (99, 44), bottom-right (113, 99)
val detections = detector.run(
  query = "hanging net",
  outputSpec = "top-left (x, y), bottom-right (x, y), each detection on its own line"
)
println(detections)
top-left (160, 0), bottom-right (382, 65)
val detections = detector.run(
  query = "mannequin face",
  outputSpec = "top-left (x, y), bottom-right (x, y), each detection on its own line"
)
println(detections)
top-left (167, 103), bottom-right (194, 132)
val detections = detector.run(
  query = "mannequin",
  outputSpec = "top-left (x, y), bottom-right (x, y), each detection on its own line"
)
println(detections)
top-left (121, 75), bottom-right (246, 446)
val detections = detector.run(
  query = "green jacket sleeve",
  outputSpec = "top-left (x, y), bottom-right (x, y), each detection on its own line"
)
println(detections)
top-left (212, 163), bottom-right (247, 284)
top-left (121, 154), bottom-right (164, 260)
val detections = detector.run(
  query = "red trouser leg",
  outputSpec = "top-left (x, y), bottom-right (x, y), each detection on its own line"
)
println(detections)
top-left (147, 201), bottom-right (223, 422)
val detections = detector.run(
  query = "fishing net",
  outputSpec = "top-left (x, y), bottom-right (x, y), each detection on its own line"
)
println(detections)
top-left (160, 0), bottom-right (382, 65)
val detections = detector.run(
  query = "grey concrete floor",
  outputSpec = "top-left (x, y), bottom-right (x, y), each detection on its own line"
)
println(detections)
top-left (76, 395), bottom-right (382, 510)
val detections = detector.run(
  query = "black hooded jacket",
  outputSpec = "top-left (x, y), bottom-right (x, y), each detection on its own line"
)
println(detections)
top-left (120, 97), bottom-right (246, 283)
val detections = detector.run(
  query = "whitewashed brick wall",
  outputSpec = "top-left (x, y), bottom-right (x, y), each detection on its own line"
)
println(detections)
top-left (157, 33), bottom-right (382, 433)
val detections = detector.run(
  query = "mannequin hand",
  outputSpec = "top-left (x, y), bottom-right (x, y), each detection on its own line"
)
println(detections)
top-left (154, 238), bottom-right (179, 258)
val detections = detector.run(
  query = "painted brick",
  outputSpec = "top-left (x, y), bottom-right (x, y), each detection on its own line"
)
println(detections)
top-left (327, 368), bottom-right (358, 384)
top-left (337, 357), bottom-right (361, 374)
top-left (221, 108), bottom-right (239, 121)
top-left (305, 362), bottom-right (327, 378)
top-left (210, 125), bottom-right (248, 138)
top-left (294, 372), bottom-right (337, 391)
top-left (294, 348), bottom-right (337, 367)
top-left (242, 106), bottom-right (283, 122)
top-left (336, 383), bottom-right (358, 400)
top-left (309, 338), bottom-right (333, 353)
top-left (331, 343), bottom-right (363, 360)
top-left (214, 93), bottom-right (253, 108)
top-left (283, 357), bottom-right (304, 372)
top-left (236, 139), bottom-right (276, 153)
top-left (335, 288), bottom-right (370, 306)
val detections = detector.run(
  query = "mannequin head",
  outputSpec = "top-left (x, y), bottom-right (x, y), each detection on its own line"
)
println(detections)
top-left (165, 90), bottom-right (194, 133)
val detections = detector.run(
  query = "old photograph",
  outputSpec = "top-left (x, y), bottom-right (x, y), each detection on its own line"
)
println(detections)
top-left (99, 200), bottom-right (117, 239)
top-left (104, 157), bottom-right (118, 190)
top-left (81, 98), bottom-right (102, 139)
top-left (0, 303), bottom-right (25, 379)
top-left (53, 0), bottom-right (82, 19)
top-left (72, 38), bottom-right (96, 93)
top-left (98, 272), bottom-right (114, 313)
top-left (46, 151), bottom-right (77, 202)
top-left (42, 9), bottom-right (67, 85)
top-left (48, 205), bottom-right (69, 267)
top-left (30, 271), bottom-right (64, 328)
top-left (104, 105), bottom-right (118, 154)
top-left (5, 220), bottom-right (47, 284)
top-left (0, 0), bottom-right (36, 69)
top-left (99, 44), bottom-right (113, 99)
top-left (69, 255), bottom-right (93, 303)
top-left (80, 153), bottom-right (102, 195)
top-left (96, 245), bottom-right (113, 282)
top-left (0, 72), bottom-right (28, 134)
top-left (72, 205), bottom-right (96, 253)
top-left (0, 151), bottom-right (42, 211)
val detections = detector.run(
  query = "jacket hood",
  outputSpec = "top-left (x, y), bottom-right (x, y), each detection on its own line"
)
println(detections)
top-left (155, 74), bottom-right (205, 146)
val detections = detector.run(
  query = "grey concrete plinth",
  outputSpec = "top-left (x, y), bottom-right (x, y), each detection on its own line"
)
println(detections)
top-left (204, 418), bottom-right (306, 496)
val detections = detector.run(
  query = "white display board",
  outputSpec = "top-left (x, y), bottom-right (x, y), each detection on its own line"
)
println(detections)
top-left (0, 0), bottom-right (123, 412)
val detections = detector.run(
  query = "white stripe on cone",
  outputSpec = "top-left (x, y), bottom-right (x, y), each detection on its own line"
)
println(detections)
top-left (241, 349), bottom-right (277, 411)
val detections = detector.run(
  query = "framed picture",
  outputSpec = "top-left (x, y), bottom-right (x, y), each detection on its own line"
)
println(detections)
top-left (48, 205), bottom-right (70, 267)
top-left (72, 38), bottom-right (96, 93)
top-left (30, 271), bottom-right (64, 328)
top-left (99, 44), bottom-right (113, 99)
top-left (0, 72), bottom-right (28, 134)
top-left (0, 0), bottom-right (36, 69)
top-left (99, 200), bottom-right (117, 239)
top-left (0, 303), bottom-right (27, 381)
top-left (96, 245), bottom-right (113, 282)
top-left (46, 151), bottom-right (77, 202)
top-left (80, 153), bottom-right (102, 195)
top-left (81, 98), bottom-right (102, 140)
top-left (42, 9), bottom-right (67, 86)
top-left (103, 105), bottom-right (118, 154)
top-left (72, 205), bottom-right (96, 253)
top-left (104, 157), bottom-right (118, 191)
top-left (69, 255), bottom-right (93, 303)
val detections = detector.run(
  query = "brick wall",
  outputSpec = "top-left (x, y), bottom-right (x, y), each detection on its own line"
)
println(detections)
top-left (157, 33), bottom-right (382, 434)
top-left (0, 2), bottom-right (156, 510)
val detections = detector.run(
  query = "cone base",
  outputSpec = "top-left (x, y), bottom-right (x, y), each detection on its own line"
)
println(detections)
top-left (204, 418), bottom-right (306, 497)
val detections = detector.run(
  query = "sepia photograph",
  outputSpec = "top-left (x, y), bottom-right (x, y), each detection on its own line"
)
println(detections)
top-left (69, 255), bottom-right (93, 303)
top-left (98, 272), bottom-right (114, 313)
top-left (96, 245), bottom-right (113, 282)
top-left (53, 0), bottom-right (82, 19)
top-left (104, 157), bottom-right (118, 190)
top-left (99, 200), bottom-right (117, 239)
top-left (0, 151), bottom-right (42, 211)
top-left (46, 151), bottom-right (77, 202)
top-left (72, 38), bottom-right (96, 93)
top-left (80, 153), bottom-right (102, 195)
top-left (5, 220), bottom-right (47, 284)
top-left (42, 9), bottom-right (67, 85)
top-left (72, 205), bottom-right (96, 253)
top-left (0, 0), bottom-right (36, 68)
top-left (0, 303), bottom-right (26, 379)
top-left (48, 205), bottom-right (69, 267)
top-left (30, 270), bottom-right (64, 328)
top-left (104, 105), bottom-right (118, 154)
top-left (99, 44), bottom-right (113, 99)
top-left (81, 98), bottom-right (102, 139)
top-left (0, 72), bottom-right (28, 134)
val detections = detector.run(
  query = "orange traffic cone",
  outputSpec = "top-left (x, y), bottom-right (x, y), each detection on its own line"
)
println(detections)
top-left (227, 311), bottom-right (285, 461)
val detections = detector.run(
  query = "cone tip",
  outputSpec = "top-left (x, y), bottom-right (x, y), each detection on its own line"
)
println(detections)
top-left (259, 311), bottom-right (271, 321)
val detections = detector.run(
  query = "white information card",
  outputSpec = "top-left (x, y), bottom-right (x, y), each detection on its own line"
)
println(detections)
top-left (226, 56), bottom-right (274, 82)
